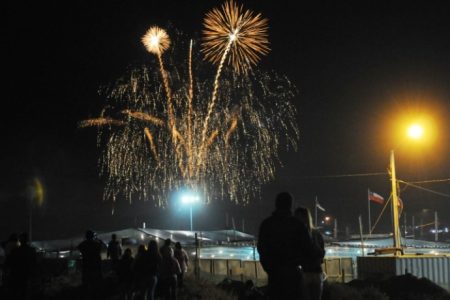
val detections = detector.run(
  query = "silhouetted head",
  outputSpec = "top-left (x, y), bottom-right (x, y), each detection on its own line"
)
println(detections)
top-left (294, 206), bottom-right (313, 232)
top-left (164, 238), bottom-right (171, 246)
top-left (111, 233), bottom-right (117, 241)
top-left (123, 248), bottom-right (132, 258)
top-left (175, 242), bottom-right (182, 249)
top-left (85, 230), bottom-right (96, 240)
top-left (275, 192), bottom-right (293, 211)
top-left (19, 232), bottom-right (29, 245)
top-left (147, 240), bottom-right (159, 254)
top-left (137, 244), bottom-right (146, 255)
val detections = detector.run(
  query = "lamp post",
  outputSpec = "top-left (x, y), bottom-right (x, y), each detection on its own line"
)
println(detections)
top-left (390, 150), bottom-right (402, 253)
top-left (390, 123), bottom-right (425, 255)
top-left (181, 194), bottom-right (199, 231)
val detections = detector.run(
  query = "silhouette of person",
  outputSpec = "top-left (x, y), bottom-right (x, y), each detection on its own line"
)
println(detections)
top-left (7, 232), bottom-right (37, 299)
top-left (146, 240), bottom-right (161, 300)
top-left (173, 242), bottom-right (189, 288)
top-left (107, 233), bottom-right (122, 271)
top-left (295, 207), bottom-right (325, 300)
top-left (78, 229), bottom-right (102, 298)
top-left (0, 242), bottom-right (4, 288)
top-left (160, 247), bottom-right (181, 300)
top-left (117, 248), bottom-right (133, 300)
top-left (257, 192), bottom-right (313, 300)
top-left (160, 238), bottom-right (172, 258)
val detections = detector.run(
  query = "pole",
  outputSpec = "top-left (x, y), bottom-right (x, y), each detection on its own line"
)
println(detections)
top-left (190, 206), bottom-right (193, 231)
top-left (368, 189), bottom-right (371, 236)
top-left (358, 215), bottom-right (365, 256)
top-left (434, 211), bottom-right (438, 242)
top-left (412, 215), bottom-right (415, 239)
top-left (29, 200), bottom-right (33, 243)
top-left (404, 212), bottom-right (407, 237)
top-left (390, 150), bottom-right (401, 254)
top-left (334, 218), bottom-right (338, 239)
top-left (314, 196), bottom-right (318, 228)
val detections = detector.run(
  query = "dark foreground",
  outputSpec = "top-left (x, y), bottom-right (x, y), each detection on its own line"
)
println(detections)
top-left (1, 271), bottom-right (449, 300)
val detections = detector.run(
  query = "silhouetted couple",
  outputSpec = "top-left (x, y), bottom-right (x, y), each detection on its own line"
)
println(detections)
top-left (257, 192), bottom-right (325, 300)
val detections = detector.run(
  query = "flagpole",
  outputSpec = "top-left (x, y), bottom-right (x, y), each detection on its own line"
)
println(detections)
top-left (314, 196), bottom-right (318, 228)
top-left (390, 150), bottom-right (401, 254)
top-left (368, 189), bottom-right (371, 237)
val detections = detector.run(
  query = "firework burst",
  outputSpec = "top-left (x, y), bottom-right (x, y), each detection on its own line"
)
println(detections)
top-left (81, 3), bottom-right (298, 207)
top-left (201, 0), bottom-right (270, 74)
top-left (142, 26), bottom-right (171, 55)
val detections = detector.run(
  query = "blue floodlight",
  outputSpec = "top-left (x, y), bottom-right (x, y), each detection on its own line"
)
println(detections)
top-left (181, 194), bottom-right (200, 204)
top-left (179, 191), bottom-right (200, 231)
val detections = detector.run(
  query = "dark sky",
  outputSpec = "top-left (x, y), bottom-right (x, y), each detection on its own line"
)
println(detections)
top-left (4, 1), bottom-right (450, 240)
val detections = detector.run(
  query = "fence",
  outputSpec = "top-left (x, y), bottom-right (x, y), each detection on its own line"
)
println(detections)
top-left (194, 257), bottom-right (355, 286)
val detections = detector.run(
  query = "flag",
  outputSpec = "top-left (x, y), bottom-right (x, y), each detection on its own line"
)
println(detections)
top-left (368, 191), bottom-right (385, 205)
top-left (315, 198), bottom-right (326, 212)
top-left (398, 197), bottom-right (404, 211)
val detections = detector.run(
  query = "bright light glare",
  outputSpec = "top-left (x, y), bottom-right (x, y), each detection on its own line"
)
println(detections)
top-left (407, 124), bottom-right (424, 140)
top-left (181, 194), bottom-right (200, 204)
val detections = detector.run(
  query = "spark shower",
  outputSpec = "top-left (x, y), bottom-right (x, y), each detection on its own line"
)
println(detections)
top-left (80, 0), bottom-right (299, 207)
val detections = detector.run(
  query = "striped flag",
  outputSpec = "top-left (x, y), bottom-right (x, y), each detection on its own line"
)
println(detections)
top-left (368, 191), bottom-right (385, 205)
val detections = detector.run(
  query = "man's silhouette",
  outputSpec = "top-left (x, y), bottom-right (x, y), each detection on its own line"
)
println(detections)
top-left (257, 192), bottom-right (313, 299)
top-left (7, 232), bottom-right (37, 299)
top-left (78, 230), bottom-right (102, 298)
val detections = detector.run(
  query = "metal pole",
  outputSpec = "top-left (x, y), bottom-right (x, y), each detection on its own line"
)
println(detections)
top-left (334, 218), bottom-right (338, 239)
top-left (390, 150), bottom-right (401, 253)
top-left (435, 211), bottom-right (438, 242)
top-left (368, 189), bottom-right (371, 236)
top-left (404, 212), bottom-right (407, 237)
top-left (29, 200), bottom-right (33, 243)
top-left (190, 206), bottom-right (193, 231)
top-left (314, 196), bottom-right (318, 228)
top-left (358, 215), bottom-right (365, 256)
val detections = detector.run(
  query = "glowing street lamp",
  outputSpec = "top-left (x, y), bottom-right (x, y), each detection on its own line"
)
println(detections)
top-left (181, 194), bottom-right (200, 231)
top-left (407, 123), bottom-right (424, 140)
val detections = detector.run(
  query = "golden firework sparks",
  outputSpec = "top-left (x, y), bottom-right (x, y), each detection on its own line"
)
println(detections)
top-left (141, 26), bottom-right (171, 55)
top-left (201, 0), bottom-right (270, 74)
top-left (81, 3), bottom-right (298, 207)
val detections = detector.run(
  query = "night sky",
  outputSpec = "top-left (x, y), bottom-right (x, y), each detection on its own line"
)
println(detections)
top-left (4, 1), bottom-right (450, 241)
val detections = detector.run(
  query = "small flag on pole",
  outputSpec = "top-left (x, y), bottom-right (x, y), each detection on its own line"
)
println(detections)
top-left (398, 197), bottom-right (404, 211)
top-left (315, 198), bottom-right (326, 212)
top-left (368, 191), bottom-right (385, 205)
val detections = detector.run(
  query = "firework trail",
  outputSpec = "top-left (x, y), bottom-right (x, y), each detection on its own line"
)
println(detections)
top-left (81, 1), bottom-right (298, 207)
top-left (198, 0), bottom-right (269, 173)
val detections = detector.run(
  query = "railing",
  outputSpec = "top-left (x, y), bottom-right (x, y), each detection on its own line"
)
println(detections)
top-left (193, 257), bottom-right (355, 286)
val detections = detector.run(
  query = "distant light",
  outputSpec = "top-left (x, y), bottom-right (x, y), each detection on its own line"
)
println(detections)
top-left (211, 254), bottom-right (215, 258)
top-left (219, 250), bottom-right (223, 254)
top-left (191, 252), bottom-right (196, 255)
top-left (140, 234), bottom-right (144, 240)
top-left (181, 194), bottom-right (200, 204)
top-left (407, 124), bottom-right (424, 140)
top-left (230, 254), bottom-right (234, 257)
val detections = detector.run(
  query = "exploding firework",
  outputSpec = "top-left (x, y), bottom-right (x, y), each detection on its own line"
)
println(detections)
top-left (81, 2), bottom-right (298, 207)
top-left (201, 0), bottom-right (270, 74)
